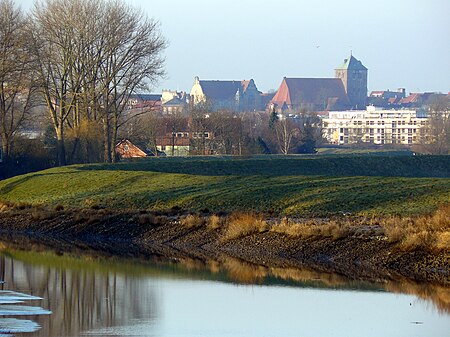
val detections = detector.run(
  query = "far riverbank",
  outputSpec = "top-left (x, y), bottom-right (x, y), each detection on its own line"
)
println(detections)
top-left (1, 206), bottom-right (448, 286)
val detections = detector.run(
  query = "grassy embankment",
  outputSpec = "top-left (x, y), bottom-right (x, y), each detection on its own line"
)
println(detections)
top-left (0, 155), bottom-right (449, 217)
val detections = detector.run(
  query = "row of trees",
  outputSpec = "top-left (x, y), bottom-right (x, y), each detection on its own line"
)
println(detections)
top-left (0, 0), bottom-right (166, 165)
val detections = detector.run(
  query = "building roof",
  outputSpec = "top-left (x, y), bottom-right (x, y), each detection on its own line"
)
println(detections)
top-left (271, 77), bottom-right (350, 109)
top-left (335, 55), bottom-right (367, 71)
top-left (115, 139), bottom-right (147, 158)
top-left (199, 80), bottom-right (241, 100)
top-left (130, 94), bottom-right (162, 102)
top-left (400, 93), bottom-right (422, 104)
top-left (162, 97), bottom-right (186, 107)
top-left (199, 79), bottom-right (256, 100)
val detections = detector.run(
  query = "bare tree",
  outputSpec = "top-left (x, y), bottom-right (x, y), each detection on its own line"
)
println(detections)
top-left (274, 117), bottom-right (300, 154)
top-left (0, 0), bottom-right (36, 160)
top-left (97, 1), bottom-right (166, 162)
top-left (416, 95), bottom-right (450, 155)
top-left (30, 0), bottom-right (91, 166)
top-left (30, 0), bottom-right (166, 165)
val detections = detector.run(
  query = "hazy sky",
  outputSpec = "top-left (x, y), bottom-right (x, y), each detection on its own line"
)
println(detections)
top-left (20, 0), bottom-right (450, 95)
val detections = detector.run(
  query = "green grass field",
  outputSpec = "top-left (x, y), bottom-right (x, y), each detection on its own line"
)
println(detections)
top-left (0, 155), bottom-right (449, 217)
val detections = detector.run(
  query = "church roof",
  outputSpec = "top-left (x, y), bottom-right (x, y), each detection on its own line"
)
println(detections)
top-left (198, 79), bottom-right (256, 100)
top-left (199, 80), bottom-right (242, 100)
top-left (336, 55), bottom-right (367, 70)
top-left (271, 77), bottom-right (350, 109)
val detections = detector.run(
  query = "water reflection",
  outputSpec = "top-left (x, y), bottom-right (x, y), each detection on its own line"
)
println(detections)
top-left (0, 247), bottom-right (449, 337)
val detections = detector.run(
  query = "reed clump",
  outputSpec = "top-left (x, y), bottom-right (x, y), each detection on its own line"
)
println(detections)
top-left (271, 217), bottom-right (351, 240)
top-left (223, 212), bottom-right (268, 241)
top-left (207, 214), bottom-right (223, 230)
top-left (381, 204), bottom-right (450, 252)
top-left (181, 214), bottom-right (206, 229)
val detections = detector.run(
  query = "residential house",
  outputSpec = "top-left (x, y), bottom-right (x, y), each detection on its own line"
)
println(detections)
top-left (368, 89), bottom-right (406, 108)
top-left (115, 139), bottom-right (147, 159)
top-left (156, 131), bottom-right (215, 156)
top-left (161, 90), bottom-right (189, 115)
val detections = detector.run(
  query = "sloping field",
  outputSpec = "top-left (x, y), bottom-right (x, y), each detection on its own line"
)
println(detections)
top-left (0, 155), bottom-right (449, 216)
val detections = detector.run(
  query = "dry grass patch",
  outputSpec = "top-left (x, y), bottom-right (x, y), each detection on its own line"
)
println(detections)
top-left (181, 214), bottom-right (206, 229)
top-left (223, 212), bottom-right (268, 241)
top-left (271, 218), bottom-right (351, 240)
top-left (207, 214), bottom-right (223, 230)
top-left (382, 204), bottom-right (450, 252)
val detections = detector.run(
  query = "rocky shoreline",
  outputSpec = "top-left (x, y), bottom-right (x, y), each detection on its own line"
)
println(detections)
top-left (0, 207), bottom-right (449, 286)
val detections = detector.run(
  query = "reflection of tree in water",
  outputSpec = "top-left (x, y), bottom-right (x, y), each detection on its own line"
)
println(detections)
top-left (0, 255), bottom-right (159, 336)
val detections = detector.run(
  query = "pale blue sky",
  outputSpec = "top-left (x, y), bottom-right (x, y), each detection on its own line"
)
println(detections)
top-left (20, 0), bottom-right (450, 95)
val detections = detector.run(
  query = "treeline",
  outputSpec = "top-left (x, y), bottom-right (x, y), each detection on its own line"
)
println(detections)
top-left (127, 106), bottom-right (324, 157)
top-left (0, 0), bottom-right (166, 166)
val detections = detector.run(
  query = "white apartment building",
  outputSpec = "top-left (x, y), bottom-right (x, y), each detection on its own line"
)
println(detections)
top-left (322, 106), bottom-right (428, 145)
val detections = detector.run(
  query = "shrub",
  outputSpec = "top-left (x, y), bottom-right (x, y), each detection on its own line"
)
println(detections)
top-left (31, 208), bottom-right (56, 221)
top-left (223, 212), bottom-right (268, 241)
top-left (138, 214), bottom-right (166, 226)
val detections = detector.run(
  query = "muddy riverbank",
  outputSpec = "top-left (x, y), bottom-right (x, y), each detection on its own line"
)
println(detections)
top-left (0, 207), bottom-right (449, 286)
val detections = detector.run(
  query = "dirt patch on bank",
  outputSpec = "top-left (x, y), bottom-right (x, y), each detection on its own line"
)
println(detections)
top-left (0, 207), bottom-right (449, 285)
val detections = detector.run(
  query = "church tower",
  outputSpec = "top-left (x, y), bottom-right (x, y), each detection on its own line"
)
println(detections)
top-left (335, 54), bottom-right (368, 109)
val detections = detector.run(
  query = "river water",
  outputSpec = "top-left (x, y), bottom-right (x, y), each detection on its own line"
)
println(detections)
top-left (0, 249), bottom-right (449, 337)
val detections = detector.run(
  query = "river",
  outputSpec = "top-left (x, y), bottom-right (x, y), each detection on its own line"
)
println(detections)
top-left (0, 248), bottom-right (449, 337)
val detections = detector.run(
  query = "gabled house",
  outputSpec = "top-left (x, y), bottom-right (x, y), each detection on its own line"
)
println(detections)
top-left (115, 139), bottom-right (147, 159)
top-left (190, 76), bottom-right (262, 112)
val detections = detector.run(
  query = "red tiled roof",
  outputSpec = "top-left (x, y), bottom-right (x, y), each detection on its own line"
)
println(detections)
top-left (400, 93), bottom-right (422, 104)
top-left (115, 140), bottom-right (147, 158)
top-left (370, 91), bottom-right (385, 97)
top-left (271, 78), bottom-right (350, 109)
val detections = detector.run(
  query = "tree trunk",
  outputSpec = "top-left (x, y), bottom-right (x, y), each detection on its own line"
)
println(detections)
top-left (55, 126), bottom-right (66, 166)
top-left (111, 113), bottom-right (118, 163)
top-left (103, 116), bottom-right (112, 163)
top-left (1, 137), bottom-right (10, 163)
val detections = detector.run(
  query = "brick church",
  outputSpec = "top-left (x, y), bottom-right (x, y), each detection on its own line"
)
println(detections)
top-left (271, 54), bottom-right (368, 112)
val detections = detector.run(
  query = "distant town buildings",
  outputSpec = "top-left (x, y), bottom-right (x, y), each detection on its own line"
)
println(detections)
top-left (322, 106), bottom-right (428, 145)
top-left (270, 54), bottom-right (368, 112)
top-left (120, 54), bottom-right (448, 155)
top-left (190, 76), bottom-right (263, 112)
top-left (270, 77), bottom-right (350, 112)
